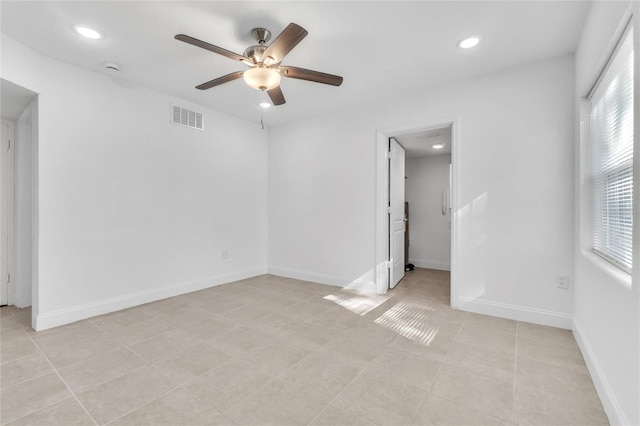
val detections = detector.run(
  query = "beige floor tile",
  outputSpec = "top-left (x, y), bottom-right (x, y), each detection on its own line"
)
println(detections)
top-left (208, 326), bottom-right (278, 357)
top-left (278, 350), bottom-right (362, 402)
top-left (365, 346), bottom-right (442, 391)
top-left (98, 317), bottom-right (174, 345)
top-left (431, 366), bottom-right (514, 422)
top-left (12, 310), bottom-right (32, 329)
top-left (91, 308), bottom-right (151, 330)
top-left (279, 300), bottom-right (332, 320)
top-left (255, 293), bottom-right (299, 310)
top-left (314, 304), bottom-right (362, 329)
top-left (427, 298), bottom-right (471, 320)
top-left (157, 306), bottom-right (217, 329)
top-left (0, 317), bottom-right (22, 332)
top-left (184, 359), bottom-right (273, 413)
top-left (0, 372), bottom-right (72, 424)
top-left (34, 332), bottom-right (123, 369)
top-left (387, 326), bottom-right (459, 363)
top-left (444, 340), bottom-right (515, 378)
top-left (76, 365), bottom-right (176, 425)
top-left (514, 382), bottom-right (608, 425)
top-left (516, 355), bottom-right (602, 408)
top-left (137, 297), bottom-right (190, 318)
top-left (248, 311), bottom-right (303, 335)
top-left (322, 326), bottom-right (395, 366)
top-left (404, 284), bottom-right (450, 299)
top-left (6, 397), bottom-right (95, 426)
top-left (111, 387), bottom-right (232, 425)
top-left (31, 320), bottom-right (101, 340)
top-left (242, 337), bottom-right (310, 376)
top-left (58, 347), bottom-right (146, 393)
top-left (218, 302), bottom-right (275, 324)
top-left (0, 270), bottom-right (605, 426)
top-left (517, 335), bottom-right (585, 368)
top-left (310, 405), bottom-right (374, 425)
top-left (517, 321), bottom-right (576, 348)
top-left (128, 329), bottom-right (199, 363)
top-left (333, 370), bottom-right (428, 425)
top-left (456, 323), bottom-right (517, 352)
top-left (1, 332), bottom-right (39, 363)
top-left (199, 295), bottom-right (251, 314)
top-left (412, 393), bottom-right (509, 425)
top-left (466, 312), bottom-right (518, 334)
top-left (175, 315), bottom-right (237, 341)
top-left (153, 343), bottom-right (231, 384)
top-left (224, 378), bottom-right (327, 426)
top-left (277, 320), bottom-right (344, 351)
top-left (1, 352), bottom-right (53, 389)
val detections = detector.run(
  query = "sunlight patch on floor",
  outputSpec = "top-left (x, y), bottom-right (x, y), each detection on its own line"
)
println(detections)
top-left (374, 301), bottom-right (439, 346)
top-left (324, 290), bottom-right (395, 316)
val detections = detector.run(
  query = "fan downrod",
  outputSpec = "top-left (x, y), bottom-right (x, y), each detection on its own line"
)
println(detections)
top-left (251, 28), bottom-right (271, 44)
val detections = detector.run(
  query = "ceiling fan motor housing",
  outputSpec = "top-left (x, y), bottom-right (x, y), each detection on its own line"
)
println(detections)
top-left (244, 44), bottom-right (268, 65)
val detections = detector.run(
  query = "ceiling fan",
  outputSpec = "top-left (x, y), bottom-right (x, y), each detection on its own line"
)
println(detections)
top-left (175, 23), bottom-right (343, 106)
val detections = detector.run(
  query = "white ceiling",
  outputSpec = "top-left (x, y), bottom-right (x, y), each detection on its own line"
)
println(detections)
top-left (395, 126), bottom-right (452, 159)
top-left (0, 1), bottom-right (591, 126)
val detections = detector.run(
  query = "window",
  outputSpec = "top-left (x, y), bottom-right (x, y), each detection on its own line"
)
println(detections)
top-left (589, 25), bottom-right (634, 273)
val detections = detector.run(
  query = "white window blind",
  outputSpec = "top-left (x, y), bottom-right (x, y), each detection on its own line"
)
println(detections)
top-left (589, 26), bottom-right (634, 273)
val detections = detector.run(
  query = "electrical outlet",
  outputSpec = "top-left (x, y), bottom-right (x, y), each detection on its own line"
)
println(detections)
top-left (221, 250), bottom-right (228, 260)
top-left (556, 274), bottom-right (569, 289)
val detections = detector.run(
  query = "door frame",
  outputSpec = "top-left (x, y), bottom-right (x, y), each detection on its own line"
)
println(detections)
top-left (1, 120), bottom-right (15, 306)
top-left (374, 118), bottom-right (460, 309)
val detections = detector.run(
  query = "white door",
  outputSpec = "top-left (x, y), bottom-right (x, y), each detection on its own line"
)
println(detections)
top-left (389, 138), bottom-right (405, 289)
top-left (1, 120), bottom-right (14, 306)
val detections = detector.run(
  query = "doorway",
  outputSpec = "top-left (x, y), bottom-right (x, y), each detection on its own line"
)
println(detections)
top-left (1, 78), bottom-right (38, 316)
top-left (375, 120), bottom-right (458, 308)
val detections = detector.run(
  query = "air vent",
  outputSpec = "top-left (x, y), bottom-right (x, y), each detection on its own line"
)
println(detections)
top-left (171, 105), bottom-right (203, 130)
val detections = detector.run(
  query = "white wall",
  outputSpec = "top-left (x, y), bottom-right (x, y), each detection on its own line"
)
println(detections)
top-left (1, 35), bottom-right (269, 330)
top-left (573, 1), bottom-right (640, 425)
top-left (269, 54), bottom-right (575, 328)
top-left (405, 154), bottom-right (451, 271)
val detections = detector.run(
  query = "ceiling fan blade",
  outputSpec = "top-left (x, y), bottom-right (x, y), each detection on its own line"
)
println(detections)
top-left (263, 23), bottom-right (308, 64)
top-left (267, 86), bottom-right (286, 105)
top-left (175, 34), bottom-right (251, 65)
top-left (196, 71), bottom-right (244, 90)
top-left (279, 66), bottom-right (343, 86)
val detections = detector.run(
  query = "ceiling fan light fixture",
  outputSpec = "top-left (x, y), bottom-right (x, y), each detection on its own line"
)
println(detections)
top-left (432, 143), bottom-right (445, 149)
top-left (259, 101), bottom-right (272, 108)
top-left (243, 67), bottom-right (281, 91)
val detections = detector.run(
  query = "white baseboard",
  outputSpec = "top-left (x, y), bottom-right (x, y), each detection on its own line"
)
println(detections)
top-left (34, 268), bottom-right (267, 331)
top-left (267, 266), bottom-right (346, 288)
top-left (456, 296), bottom-right (572, 329)
top-left (572, 320), bottom-right (625, 426)
top-left (409, 259), bottom-right (451, 271)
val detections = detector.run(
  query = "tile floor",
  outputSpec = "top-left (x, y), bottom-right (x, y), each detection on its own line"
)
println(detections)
top-left (0, 269), bottom-right (608, 425)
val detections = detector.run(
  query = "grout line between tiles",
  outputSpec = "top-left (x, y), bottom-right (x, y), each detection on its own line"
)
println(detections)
top-left (23, 333), bottom-right (100, 426)
top-left (102, 385), bottom-right (181, 425)
top-left (408, 312), bottom-right (462, 425)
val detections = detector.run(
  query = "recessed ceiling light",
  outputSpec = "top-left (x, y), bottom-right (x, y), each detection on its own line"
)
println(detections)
top-left (432, 144), bottom-right (445, 149)
top-left (73, 25), bottom-right (103, 40)
top-left (458, 36), bottom-right (480, 49)
top-left (259, 102), bottom-right (272, 109)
